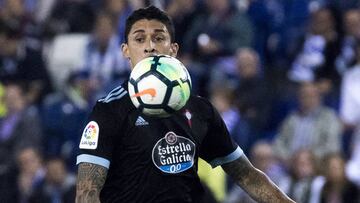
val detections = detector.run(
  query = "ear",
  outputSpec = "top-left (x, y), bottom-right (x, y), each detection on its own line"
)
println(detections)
top-left (170, 43), bottom-right (179, 57)
top-left (121, 43), bottom-right (130, 58)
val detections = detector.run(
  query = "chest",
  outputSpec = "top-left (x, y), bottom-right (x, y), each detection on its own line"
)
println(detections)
top-left (122, 110), bottom-right (207, 149)
top-left (117, 110), bottom-right (208, 173)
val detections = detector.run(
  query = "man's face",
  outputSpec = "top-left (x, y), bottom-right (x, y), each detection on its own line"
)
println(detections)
top-left (236, 49), bottom-right (258, 79)
top-left (344, 10), bottom-right (360, 37)
top-left (298, 83), bottom-right (321, 112)
top-left (310, 9), bottom-right (334, 35)
top-left (94, 15), bottom-right (114, 48)
top-left (122, 19), bottom-right (178, 69)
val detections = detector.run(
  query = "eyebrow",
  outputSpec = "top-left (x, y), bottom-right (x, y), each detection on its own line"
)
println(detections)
top-left (131, 29), bottom-right (145, 35)
top-left (131, 28), bottom-right (167, 35)
top-left (154, 29), bottom-right (166, 33)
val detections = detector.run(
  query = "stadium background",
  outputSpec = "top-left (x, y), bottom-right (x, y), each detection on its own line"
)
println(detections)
top-left (0, 0), bottom-right (359, 202)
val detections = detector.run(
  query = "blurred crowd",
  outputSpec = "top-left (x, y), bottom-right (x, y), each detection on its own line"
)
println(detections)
top-left (0, 0), bottom-right (360, 202)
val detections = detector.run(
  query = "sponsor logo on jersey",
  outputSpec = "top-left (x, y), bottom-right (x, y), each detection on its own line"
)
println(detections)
top-left (152, 132), bottom-right (195, 174)
top-left (79, 121), bottom-right (99, 149)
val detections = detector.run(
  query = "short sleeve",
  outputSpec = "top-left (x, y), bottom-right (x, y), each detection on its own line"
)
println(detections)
top-left (199, 103), bottom-right (243, 168)
top-left (76, 103), bottom-right (119, 168)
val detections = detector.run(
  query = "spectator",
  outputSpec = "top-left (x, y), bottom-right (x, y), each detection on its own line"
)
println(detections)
top-left (225, 140), bottom-right (286, 203)
top-left (29, 157), bottom-right (76, 203)
top-left (273, 82), bottom-right (342, 162)
top-left (0, 0), bottom-right (40, 39)
top-left (0, 81), bottom-right (43, 175)
top-left (208, 84), bottom-right (252, 201)
top-left (210, 85), bottom-right (252, 155)
top-left (288, 6), bottom-right (342, 92)
top-left (249, 140), bottom-right (285, 184)
top-left (82, 11), bottom-right (130, 96)
top-left (41, 70), bottom-right (95, 172)
top-left (318, 153), bottom-right (359, 203)
top-left (103, 0), bottom-right (133, 44)
top-left (0, 82), bottom-right (43, 202)
top-left (183, 0), bottom-right (253, 63)
top-left (0, 81), bottom-right (44, 203)
top-left (340, 40), bottom-right (360, 186)
top-left (16, 147), bottom-right (46, 203)
top-left (41, 0), bottom-right (96, 40)
top-left (0, 20), bottom-right (53, 105)
top-left (210, 48), bottom-right (270, 134)
top-left (165, 0), bottom-right (199, 48)
top-left (156, 1), bottom-right (205, 96)
top-left (233, 48), bottom-right (271, 139)
top-left (335, 8), bottom-right (360, 75)
top-left (246, 0), bottom-right (285, 66)
top-left (278, 149), bottom-right (319, 203)
top-left (279, 0), bottom-right (312, 68)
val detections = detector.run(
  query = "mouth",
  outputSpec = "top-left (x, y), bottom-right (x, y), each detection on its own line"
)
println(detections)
top-left (145, 53), bottom-right (158, 58)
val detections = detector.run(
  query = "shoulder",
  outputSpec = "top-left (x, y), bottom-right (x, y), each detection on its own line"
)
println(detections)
top-left (318, 107), bottom-right (338, 118)
top-left (94, 84), bottom-right (134, 115)
top-left (187, 95), bottom-right (216, 119)
top-left (188, 95), bottom-right (213, 110)
top-left (97, 85), bottom-right (128, 103)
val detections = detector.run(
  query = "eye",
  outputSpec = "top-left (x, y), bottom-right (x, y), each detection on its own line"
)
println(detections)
top-left (135, 37), bottom-right (144, 43)
top-left (154, 36), bottom-right (165, 42)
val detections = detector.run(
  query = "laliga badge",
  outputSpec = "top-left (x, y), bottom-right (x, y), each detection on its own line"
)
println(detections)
top-left (79, 121), bottom-right (99, 149)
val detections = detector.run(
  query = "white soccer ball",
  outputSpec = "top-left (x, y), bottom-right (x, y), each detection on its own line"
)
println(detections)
top-left (128, 55), bottom-right (192, 117)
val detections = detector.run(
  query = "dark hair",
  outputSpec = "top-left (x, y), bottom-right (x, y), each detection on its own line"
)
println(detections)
top-left (2, 79), bottom-right (28, 94)
top-left (95, 10), bottom-right (116, 28)
top-left (124, 5), bottom-right (175, 43)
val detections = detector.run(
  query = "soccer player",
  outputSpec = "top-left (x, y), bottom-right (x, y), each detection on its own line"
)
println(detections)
top-left (76, 6), bottom-right (295, 203)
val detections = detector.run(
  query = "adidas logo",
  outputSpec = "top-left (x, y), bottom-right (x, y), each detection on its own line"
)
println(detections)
top-left (135, 116), bottom-right (149, 126)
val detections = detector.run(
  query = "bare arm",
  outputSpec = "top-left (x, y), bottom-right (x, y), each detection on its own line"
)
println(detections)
top-left (222, 155), bottom-right (295, 203)
top-left (76, 162), bottom-right (108, 203)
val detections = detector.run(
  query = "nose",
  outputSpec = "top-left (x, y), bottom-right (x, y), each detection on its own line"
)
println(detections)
top-left (144, 39), bottom-right (156, 54)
